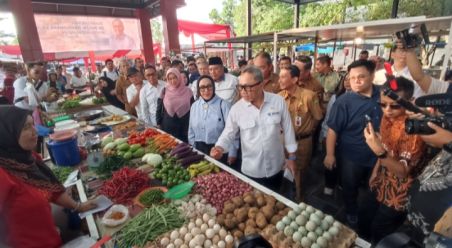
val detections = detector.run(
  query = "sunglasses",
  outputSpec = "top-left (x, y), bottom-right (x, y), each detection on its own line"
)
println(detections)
top-left (236, 81), bottom-right (261, 92)
top-left (199, 85), bottom-right (213, 91)
top-left (379, 102), bottom-right (403, 110)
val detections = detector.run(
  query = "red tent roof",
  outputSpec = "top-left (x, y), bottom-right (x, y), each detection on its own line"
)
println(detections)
top-left (0, 45), bottom-right (22, 56)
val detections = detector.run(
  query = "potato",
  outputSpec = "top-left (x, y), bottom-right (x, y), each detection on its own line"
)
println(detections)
top-left (244, 226), bottom-right (258, 236)
top-left (245, 218), bottom-right (257, 228)
top-left (276, 201), bottom-right (286, 210)
top-left (226, 213), bottom-right (234, 220)
top-left (217, 214), bottom-right (225, 225)
top-left (233, 230), bottom-right (244, 239)
top-left (236, 207), bottom-right (249, 222)
top-left (262, 225), bottom-right (277, 237)
top-left (224, 217), bottom-right (237, 229)
top-left (270, 215), bottom-right (281, 225)
top-left (243, 194), bottom-right (256, 205)
top-left (255, 212), bottom-right (268, 229)
top-left (238, 223), bottom-right (246, 231)
top-left (231, 196), bottom-right (244, 207)
top-left (280, 237), bottom-right (293, 247)
top-left (264, 195), bottom-right (276, 206)
top-left (223, 202), bottom-right (236, 214)
top-left (254, 191), bottom-right (264, 199)
top-left (248, 207), bottom-right (259, 219)
top-left (256, 196), bottom-right (266, 207)
top-left (261, 205), bottom-right (275, 221)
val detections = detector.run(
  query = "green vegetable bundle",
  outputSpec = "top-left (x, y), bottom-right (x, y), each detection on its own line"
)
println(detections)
top-left (62, 99), bottom-right (80, 109)
top-left (116, 205), bottom-right (184, 248)
top-left (52, 167), bottom-right (74, 183)
top-left (95, 155), bottom-right (127, 178)
top-left (139, 189), bottom-right (164, 207)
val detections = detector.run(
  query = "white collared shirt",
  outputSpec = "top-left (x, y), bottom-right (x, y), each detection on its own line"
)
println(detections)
top-left (126, 83), bottom-right (143, 121)
top-left (214, 73), bottom-right (238, 103)
top-left (392, 65), bottom-right (424, 98)
top-left (13, 76), bottom-right (48, 110)
top-left (216, 92), bottom-right (297, 178)
top-left (69, 75), bottom-right (88, 88)
top-left (139, 80), bottom-right (165, 127)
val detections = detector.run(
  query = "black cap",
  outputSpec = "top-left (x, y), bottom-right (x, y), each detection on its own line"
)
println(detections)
top-left (208, 57), bottom-right (223, 65)
top-left (127, 67), bottom-right (140, 77)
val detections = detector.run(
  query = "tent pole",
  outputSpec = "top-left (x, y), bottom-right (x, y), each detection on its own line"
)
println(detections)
top-left (440, 20), bottom-right (452, 80)
top-left (332, 40), bottom-right (337, 60)
top-left (313, 32), bottom-right (319, 72)
top-left (273, 32), bottom-right (278, 73)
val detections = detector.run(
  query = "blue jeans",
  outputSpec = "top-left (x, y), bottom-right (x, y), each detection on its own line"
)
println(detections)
top-left (339, 156), bottom-right (373, 217)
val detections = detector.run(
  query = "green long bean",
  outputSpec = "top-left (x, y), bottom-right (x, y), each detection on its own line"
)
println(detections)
top-left (116, 205), bottom-right (184, 248)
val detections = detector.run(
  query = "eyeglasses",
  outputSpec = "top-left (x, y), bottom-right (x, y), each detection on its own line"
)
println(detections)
top-left (236, 81), bottom-right (261, 92)
top-left (199, 85), bottom-right (213, 91)
top-left (379, 102), bottom-right (403, 110)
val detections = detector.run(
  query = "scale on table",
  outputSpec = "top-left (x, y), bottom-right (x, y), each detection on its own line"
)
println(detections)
top-left (84, 133), bottom-right (105, 168)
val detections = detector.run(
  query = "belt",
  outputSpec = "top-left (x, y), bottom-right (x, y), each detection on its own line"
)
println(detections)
top-left (296, 133), bottom-right (312, 140)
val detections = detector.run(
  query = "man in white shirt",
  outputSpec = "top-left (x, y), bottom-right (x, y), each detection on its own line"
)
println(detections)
top-left (211, 66), bottom-right (297, 192)
top-left (140, 65), bottom-right (165, 127)
top-left (370, 56), bottom-right (387, 86)
top-left (391, 46), bottom-right (425, 98)
top-left (208, 57), bottom-right (238, 103)
top-left (14, 61), bottom-right (57, 111)
top-left (103, 59), bottom-right (119, 82)
top-left (126, 67), bottom-right (144, 121)
top-left (69, 67), bottom-right (88, 89)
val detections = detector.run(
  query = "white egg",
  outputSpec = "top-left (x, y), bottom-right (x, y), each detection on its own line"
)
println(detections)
top-left (180, 227), bottom-right (188, 236)
top-left (315, 226), bottom-right (323, 236)
top-left (307, 231), bottom-right (318, 242)
top-left (310, 214), bottom-right (321, 225)
top-left (301, 237), bottom-right (311, 247)
top-left (288, 210), bottom-right (296, 219)
top-left (299, 202), bottom-right (307, 210)
top-left (329, 226), bottom-right (339, 236)
top-left (202, 213), bottom-right (210, 222)
top-left (311, 243), bottom-right (321, 248)
top-left (205, 228), bottom-right (215, 239)
top-left (188, 222), bottom-right (196, 230)
top-left (225, 235), bottom-right (234, 243)
top-left (298, 226), bottom-right (308, 236)
top-left (181, 244), bottom-right (189, 248)
top-left (295, 214), bottom-right (307, 226)
top-left (195, 218), bottom-right (203, 227)
top-left (212, 235), bottom-right (220, 244)
top-left (306, 206), bottom-right (314, 213)
top-left (213, 224), bottom-right (221, 233)
top-left (306, 220), bottom-right (317, 232)
top-left (219, 228), bottom-right (227, 239)
top-left (322, 232), bottom-right (332, 241)
top-left (200, 223), bottom-right (208, 233)
top-left (194, 246), bottom-right (203, 248)
top-left (292, 231), bottom-right (302, 242)
top-left (167, 244), bottom-right (175, 248)
top-left (207, 219), bottom-right (216, 227)
top-left (160, 237), bottom-right (170, 246)
top-left (217, 240), bottom-right (226, 248)
top-left (276, 221), bottom-right (285, 231)
top-left (317, 236), bottom-right (327, 248)
top-left (203, 239), bottom-right (213, 248)
top-left (175, 238), bottom-right (184, 246)
top-left (282, 216), bottom-right (291, 224)
top-left (184, 233), bottom-right (194, 243)
top-left (284, 226), bottom-right (294, 236)
top-left (191, 227), bottom-right (202, 236)
top-left (170, 230), bottom-right (180, 240)
top-left (324, 215), bottom-right (334, 225)
top-left (290, 221), bottom-right (299, 230)
top-left (293, 206), bottom-right (302, 214)
top-left (314, 210), bottom-right (324, 219)
top-left (320, 220), bottom-right (330, 231)
top-left (188, 239), bottom-right (197, 248)
top-left (333, 221), bottom-right (341, 228)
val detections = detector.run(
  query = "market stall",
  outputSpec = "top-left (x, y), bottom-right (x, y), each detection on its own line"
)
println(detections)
top-left (44, 100), bottom-right (370, 248)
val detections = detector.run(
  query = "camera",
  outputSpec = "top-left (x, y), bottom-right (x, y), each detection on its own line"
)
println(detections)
top-left (382, 87), bottom-right (452, 135)
top-left (395, 23), bottom-right (430, 48)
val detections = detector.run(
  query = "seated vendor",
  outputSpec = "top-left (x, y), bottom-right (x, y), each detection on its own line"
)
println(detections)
top-left (0, 106), bottom-right (97, 248)
top-left (67, 67), bottom-right (88, 93)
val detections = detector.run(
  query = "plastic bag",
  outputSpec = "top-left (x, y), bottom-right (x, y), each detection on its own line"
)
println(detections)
top-left (101, 204), bottom-right (129, 227)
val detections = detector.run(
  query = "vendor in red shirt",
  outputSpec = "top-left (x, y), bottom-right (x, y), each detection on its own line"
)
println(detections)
top-left (0, 106), bottom-right (97, 248)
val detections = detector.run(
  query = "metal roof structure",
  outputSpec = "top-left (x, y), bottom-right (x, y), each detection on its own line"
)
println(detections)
top-left (205, 32), bottom-right (305, 44)
top-left (0, 0), bottom-right (185, 18)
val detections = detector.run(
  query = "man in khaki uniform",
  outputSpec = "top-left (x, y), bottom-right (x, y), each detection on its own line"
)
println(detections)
top-left (313, 55), bottom-right (340, 103)
top-left (279, 65), bottom-right (323, 201)
top-left (115, 59), bottom-right (136, 116)
top-left (294, 55), bottom-right (324, 104)
top-left (254, 51), bottom-right (281, 94)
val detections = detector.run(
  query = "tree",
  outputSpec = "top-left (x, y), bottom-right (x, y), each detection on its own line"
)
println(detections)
top-left (151, 19), bottom-right (163, 43)
top-left (208, 0), bottom-right (236, 25)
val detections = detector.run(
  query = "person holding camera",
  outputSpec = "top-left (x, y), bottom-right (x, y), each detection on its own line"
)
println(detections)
top-left (363, 77), bottom-right (426, 244)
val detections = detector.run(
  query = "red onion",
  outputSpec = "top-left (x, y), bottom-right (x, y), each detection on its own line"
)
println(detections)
top-left (193, 172), bottom-right (252, 214)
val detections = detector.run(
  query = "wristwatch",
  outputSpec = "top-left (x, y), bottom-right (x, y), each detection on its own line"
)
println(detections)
top-left (443, 141), bottom-right (452, 153)
top-left (377, 150), bottom-right (388, 159)
top-left (287, 155), bottom-right (297, 161)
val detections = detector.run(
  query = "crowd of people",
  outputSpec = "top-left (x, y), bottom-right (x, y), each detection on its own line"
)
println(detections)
top-left (0, 43), bottom-right (451, 247)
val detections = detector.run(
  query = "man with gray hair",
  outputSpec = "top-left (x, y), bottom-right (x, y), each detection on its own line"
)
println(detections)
top-left (211, 66), bottom-right (297, 192)
top-left (254, 51), bottom-right (281, 93)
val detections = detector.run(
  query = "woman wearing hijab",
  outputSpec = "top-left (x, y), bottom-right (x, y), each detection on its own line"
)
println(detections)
top-left (95, 76), bottom-right (125, 110)
top-left (156, 68), bottom-right (193, 142)
top-left (0, 106), bottom-right (96, 248)
top-left (188, 75), bottom-right (237, 164)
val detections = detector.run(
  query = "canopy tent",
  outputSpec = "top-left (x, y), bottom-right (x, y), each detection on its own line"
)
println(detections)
top-left (0, 45), bottom-right (22, 56)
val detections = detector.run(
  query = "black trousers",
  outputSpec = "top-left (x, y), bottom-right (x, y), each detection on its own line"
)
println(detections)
top-left (246, 171), bottom-right (284, 193)
top-left (194, 141), bottom-right (228, 164)
top-left (371, 203), bottom-right (407, 244)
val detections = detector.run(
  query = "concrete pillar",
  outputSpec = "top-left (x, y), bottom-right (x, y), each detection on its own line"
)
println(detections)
top-left (160, 0), bottom-right (181, 56)
top-left (136, 9), bottom-right (155, 64)
top-left (9, 0), bottom-right (44, 62)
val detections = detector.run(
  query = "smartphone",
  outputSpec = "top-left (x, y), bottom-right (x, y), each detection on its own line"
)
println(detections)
top-left (365, 114), bottom-right (372, 124)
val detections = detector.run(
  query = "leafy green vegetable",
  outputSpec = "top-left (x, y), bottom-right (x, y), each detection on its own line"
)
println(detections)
top-left (52, 167), bottom-right (74, 183)
top-left (62, 99), bottom-right (80, 109)
top-left (95, 155), bottom-right (127, 178)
